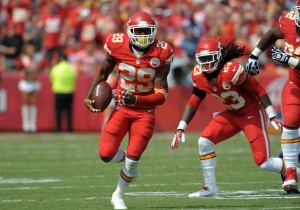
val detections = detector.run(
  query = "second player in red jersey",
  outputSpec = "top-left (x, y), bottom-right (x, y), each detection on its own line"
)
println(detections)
top-left (84, 11), bottom-right (173, 209)
top-left (171, 38), bottom-right (285, 197)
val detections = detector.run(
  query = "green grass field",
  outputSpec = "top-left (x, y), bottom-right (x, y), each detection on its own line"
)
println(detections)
top-left (0, 132), bottom-right (300, 210)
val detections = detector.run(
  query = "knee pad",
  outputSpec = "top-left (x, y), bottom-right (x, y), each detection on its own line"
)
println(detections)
top-left (198, 137), bottom-right (215, 155)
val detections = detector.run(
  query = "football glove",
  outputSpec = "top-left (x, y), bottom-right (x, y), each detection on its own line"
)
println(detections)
top-left (115, 90), bottom-right (137, 106)
top-left (270, 117), bottom-right (283, 130)
top-left (170, 129), bottom-right (185, 150)
top-left (270, 46), bottom-right (290, 65)
top-left (246, 54), bottom-right (260, 76)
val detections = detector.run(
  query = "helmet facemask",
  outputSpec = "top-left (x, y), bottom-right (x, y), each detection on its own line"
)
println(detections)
top-left (195, 51), bottom-right (221, 73)
top-left (294, 4), bottom-right (300, 27)
top-left (127, 22), bottom-right (157, 49)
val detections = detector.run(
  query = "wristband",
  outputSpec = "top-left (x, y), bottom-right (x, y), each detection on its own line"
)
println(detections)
top-left (251, 47), bottom-right (263, 58)
top-left (265, 105), bottom-right (276, 119)
top-left (288, 57), bottom-right (299, 68)
top-left (250, 54), bottom-right (258, 59)
top-left (177, 120), bottom-right (187, 130)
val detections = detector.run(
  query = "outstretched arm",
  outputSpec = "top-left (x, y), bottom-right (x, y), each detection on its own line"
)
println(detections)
top-left (270, 46), bottom-right (300, 70)
top-left (170, 87), bottom-right (206, 150)
top-left (246, 26), bottom-right (284, 75)
top-left (255, 26), bottom-right (284, 52)
top-left (241, 76), bottom-right (283, 130)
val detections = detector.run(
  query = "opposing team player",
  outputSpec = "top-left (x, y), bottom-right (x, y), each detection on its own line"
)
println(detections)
top-left (84, 11), bottom-right (173, 209)
top-left (170, 38), bottom-right (289, 197)
top-left (246, 1), bottom-right (300, 193)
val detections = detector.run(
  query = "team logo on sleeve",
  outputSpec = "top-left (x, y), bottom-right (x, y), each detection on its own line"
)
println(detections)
top-left (150, 57), bottom-right (160, 67)
top-left (222, 82), bottom-right (231, 90)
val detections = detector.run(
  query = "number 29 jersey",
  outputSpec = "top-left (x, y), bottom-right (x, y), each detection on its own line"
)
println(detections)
top-left (104, 33), bottom-right (174, 108)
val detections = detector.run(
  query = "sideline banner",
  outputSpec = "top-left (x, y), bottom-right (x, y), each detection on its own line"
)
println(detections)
top-left (0, 72), bottom-right (288, 132)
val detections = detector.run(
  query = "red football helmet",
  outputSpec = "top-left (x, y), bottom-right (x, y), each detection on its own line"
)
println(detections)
top-left (195, 39), bottom-right (222, 73)
top-left (127, 11), bottom-right (157, 49)
top-left (295, 0), bottom-right (300, 27)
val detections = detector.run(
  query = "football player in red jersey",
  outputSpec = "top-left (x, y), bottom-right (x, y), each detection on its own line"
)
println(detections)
top-left (170, 38), bottom-right (288, 197)
top-left (84, 11), bottom-right (173, 209)
top-left (246, 1), bottom-right (300, 193)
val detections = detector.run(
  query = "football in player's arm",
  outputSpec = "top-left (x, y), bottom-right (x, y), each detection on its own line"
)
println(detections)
top-left (246, 1), bottom-right (300, 193)
top-left (170, 38), bottom-right (288, 197)
top-left (84, 11), bottom-right (174, 209)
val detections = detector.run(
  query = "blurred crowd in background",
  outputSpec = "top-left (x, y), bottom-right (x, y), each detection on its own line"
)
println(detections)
top-left (0, 0), bottom-right (294, 87)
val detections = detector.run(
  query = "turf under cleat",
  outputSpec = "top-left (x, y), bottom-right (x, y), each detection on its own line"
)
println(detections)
top-left (282, 168), bottom-right (298, 193)
top-left (188, 186), bottom-right (219, 197)
top-left (111, 192), bottom-right (127, 209)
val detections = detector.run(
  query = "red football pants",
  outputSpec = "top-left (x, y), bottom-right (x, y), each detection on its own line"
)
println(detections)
top-left (201, 108), bottom-right (271, 166)
top-left (99, 107), bottom-right (155, 159)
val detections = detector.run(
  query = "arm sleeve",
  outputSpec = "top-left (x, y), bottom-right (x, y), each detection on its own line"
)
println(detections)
top-left (187, 87), bottom-right (206, 109)
top-left (136, 86), bottom-right (168, 106)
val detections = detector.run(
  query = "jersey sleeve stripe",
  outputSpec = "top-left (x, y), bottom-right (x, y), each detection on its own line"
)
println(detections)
top-left (231, 65), bottom-right (244, 85)
top-left (154, 87), bottom-right (168, 99)
top-left (104, 43), bottom-right (112, 55)
top-left (165, 53), bottom-right (174, 65)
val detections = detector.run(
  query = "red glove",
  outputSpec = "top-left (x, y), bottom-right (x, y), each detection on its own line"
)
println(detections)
top-left (270, 117), bottom-right (283, 130)
top-left (170, 129), bottom-right (185, 150)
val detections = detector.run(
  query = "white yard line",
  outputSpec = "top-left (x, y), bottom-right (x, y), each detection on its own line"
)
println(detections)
top-left (1, 189), bottom-right (299, 203)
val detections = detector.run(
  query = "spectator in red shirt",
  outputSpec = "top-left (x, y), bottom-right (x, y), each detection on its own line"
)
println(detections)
top-left (38, 3), bottom-right (64, 67)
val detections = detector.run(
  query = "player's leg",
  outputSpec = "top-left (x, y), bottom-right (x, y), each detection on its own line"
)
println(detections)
top-left (99, 108), bottom-right (129, 209)
top-left (278, 151), bottom-right (300, 193)
top-left (189, 111), bottom-right (240, 198)
top-left (99, 108), bottom-right (129, 163)
top-left (281, 80), bottom-right (300, 192)
top-left (112, 109), bottom-right (154, 209)
top-left (243, 108), bottom-right (284, 172)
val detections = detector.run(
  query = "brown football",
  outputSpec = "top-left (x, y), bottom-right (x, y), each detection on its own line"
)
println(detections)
top-left (92, 81), bottom-right (113, 111)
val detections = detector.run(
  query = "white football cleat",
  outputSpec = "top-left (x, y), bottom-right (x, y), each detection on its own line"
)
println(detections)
top-left (111, 193), bottom-right (127, 209)
top-left (188, 187), bottom-right (219, 198)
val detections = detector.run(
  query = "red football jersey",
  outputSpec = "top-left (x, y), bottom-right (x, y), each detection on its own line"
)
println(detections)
top-left (191, 61), bottom-right (261, 116)
top-left (104, 33), bottom-right (174, 108)
top-left (279, 11), bottom-right (300, 87)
